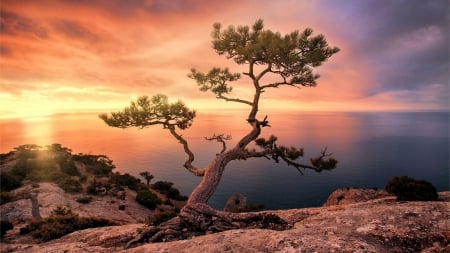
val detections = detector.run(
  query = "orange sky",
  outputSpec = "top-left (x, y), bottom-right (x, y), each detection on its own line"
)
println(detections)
top-left (1, 0), bottom-right (448, 119)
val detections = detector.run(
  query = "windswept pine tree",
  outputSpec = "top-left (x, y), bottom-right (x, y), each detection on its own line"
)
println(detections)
top-left (100, 19), bottom-right (339, 247)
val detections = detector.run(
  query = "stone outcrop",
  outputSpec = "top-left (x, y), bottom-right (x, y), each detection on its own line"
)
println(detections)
top-left (0, 183), bottom-right (151, 225)
top-left (323, 187), bottom-right (391, 206)
top-left (223, 192), bottom-right (247, 212)
top-left (1, 186), bottom-right (449, 252)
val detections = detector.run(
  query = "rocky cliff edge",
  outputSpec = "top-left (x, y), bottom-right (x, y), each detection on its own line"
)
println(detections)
top-left (1, 186), bottom-right (449, 253)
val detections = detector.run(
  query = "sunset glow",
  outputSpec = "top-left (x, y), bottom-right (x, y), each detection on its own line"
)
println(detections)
top-left (1, 0), bottom-right (448, 119)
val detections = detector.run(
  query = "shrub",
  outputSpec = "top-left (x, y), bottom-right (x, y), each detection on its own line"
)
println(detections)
top-left (73, 154), bottom-right (115, 177)
top-left (76, 196), bottom-right (93, 204)
top-left (0, 172), bottom-right (22, 192)
top-left (136, 190), bottom-right (161, 210)
top-left (20, 207), bottom-right (113, 242)
top-left (86, 180), bottom-right (111, 195)
top-left (152, 181), bottom-right (188, 201)
top-left (59, 159), bottom-right (80, 176)
top-left (385, 176), bottom-right (439, 201)
top-left (1, 220), bottom-right (13, 238)
top-left (152, 181), bottom-right (173, 192)
top-left (149, 211), bottom-right (178, 225)
top-left (109, 172), bottom-right (141, 191)
top-left (0, 192), bottom-right (13, 205)
top-left (57, 177), bottom-right (82, 193)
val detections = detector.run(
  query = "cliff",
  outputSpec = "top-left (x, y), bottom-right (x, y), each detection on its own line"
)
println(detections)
top-left (1, 185), bottom-right (448, 252)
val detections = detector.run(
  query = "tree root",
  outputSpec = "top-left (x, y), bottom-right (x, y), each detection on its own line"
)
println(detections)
top-left (125, 203), bottom-right (291, 249)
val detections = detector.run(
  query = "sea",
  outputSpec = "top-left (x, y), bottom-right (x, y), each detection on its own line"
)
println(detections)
top-left (1, 111), bottom-right (449, 210)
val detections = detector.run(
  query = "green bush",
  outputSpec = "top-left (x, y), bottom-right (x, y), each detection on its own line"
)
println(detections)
top-left (152, 181), bottom-right (174, 192)
top-left (152, 181), bottom-right (188, 201)
top-left (20, 207), bottom-right (112, 242)
top-left (86, 180), bottom-right (111, 195)
top-left (109, 172), bottom-right (141, 191)
top-left (136, 190), bottom-right (161, 210)
top-left (59, 159), bottom-right (80, 176)
top-left (57, 177), bottom-right (82, 193)
top-left (73, 154), bottom-right (115, 177)
top-left (1, 220), bottom-right (14, 238)
top-left (0, 172), bottom-right (22, 192)
top-left (0, 192), bottom-right (14, 205)
top-left (148, 211), bottom-right (178, 225)
top-left (76, 196), bottom-right (93, 204)
top-left (385, 176), bottom-right (439, 201)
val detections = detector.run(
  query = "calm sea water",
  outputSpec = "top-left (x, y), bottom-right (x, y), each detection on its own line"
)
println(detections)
top-left (1, 111), bottom-right (449, 209)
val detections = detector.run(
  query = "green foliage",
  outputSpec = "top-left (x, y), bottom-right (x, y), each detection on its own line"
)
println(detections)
top-left (1, 220), bottom-right (13, 238)
top-left (0, 151), bottom-right (15, 165)
top-left (76, 196), bottom-right (93, 204)
top-left (110, 172), bottom-right (141, 191)
top-left (152, 181), bottom-right (174, 192)
top-left (3, 144), bottom-right (82, 193)
top-left (73, 154), bottom-right (115, 177)
top-left (20, 207), bottom-right (112, 242)
top-left (151, 181), bottom-right (188, 201)
top-left (99, 94), bottom-right (196, 130)
top-left (255, 135), bottom-right (278, 149)
top-left (209, 20), bottom-right (339, 87)
top-left (135, 190), bottom-right (161, 210)
top-left (385, 176), bottom-right (439, 201)
top-left (56, 177), bottom-right (82, 193)
top-left (148, 211), bottom-right (178, 225)
top-left (310, 156), bottom-right (338, 171)
top-left (14, 144), bottom-right (41, 159)
top-left (189, 68), bottom-right (241, 99)
top-left (139, 171), bottom-right (154, 185)
top-left (0, 192), bottom-right (13, 205)
top-left (0, 172), bottom-right (22, 191)
top-left (86, 180), bottom-right (109, 195)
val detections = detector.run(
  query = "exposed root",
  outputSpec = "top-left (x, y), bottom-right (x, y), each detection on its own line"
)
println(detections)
top-left (125, 203), bottom-right (291, 249)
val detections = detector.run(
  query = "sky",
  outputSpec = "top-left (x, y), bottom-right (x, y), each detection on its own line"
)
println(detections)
top-left (0, 0), bottom-right (449, 119)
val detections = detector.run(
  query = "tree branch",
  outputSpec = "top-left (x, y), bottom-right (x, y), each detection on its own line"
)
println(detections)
top-left (204, 134), bottom-right (232, 154)
top-left (168, 126), bottom-right (205, 176)
top-left (216, 94), bottom-right (253, 106)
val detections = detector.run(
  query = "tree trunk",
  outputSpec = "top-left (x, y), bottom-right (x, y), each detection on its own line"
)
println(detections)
top-left (124, 120), bottom-right (291, 248)
top-left (29, 191), bottom-right (41, 221)
top-left (187, 151), bottom-right (233, 204)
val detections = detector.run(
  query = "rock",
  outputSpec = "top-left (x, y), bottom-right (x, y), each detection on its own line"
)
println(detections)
top-left (223, 192), bottom-right (247, 212)
top-left (323, 187), bottom-right (391, 206)
top-left (1, 188), bottom-right (449, 252)
top-left (0, 182), bottom-right (151, 225)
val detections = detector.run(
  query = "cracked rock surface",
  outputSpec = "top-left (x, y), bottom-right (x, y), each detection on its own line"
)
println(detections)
top-left (1, 188), bottom-right (449, 253)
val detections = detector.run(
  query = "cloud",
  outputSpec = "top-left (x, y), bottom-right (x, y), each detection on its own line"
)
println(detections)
top-left (0, 10), bottom-right (49, 39)
top-left (324, 0), bottom-right (449, 92)
top-left (0, 0), bottom-right (448, 118)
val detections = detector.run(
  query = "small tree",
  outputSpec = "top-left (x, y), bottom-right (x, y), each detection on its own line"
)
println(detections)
top-left (139, 171), bottom-right (154, 185)
top-left (100, 19), bottom-right (339, 246)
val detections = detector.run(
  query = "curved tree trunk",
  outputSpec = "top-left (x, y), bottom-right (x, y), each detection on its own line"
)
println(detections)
top-left (125, 119), bottom-right (291, 248)
top-left (187, 152), bottom-right (232, 204)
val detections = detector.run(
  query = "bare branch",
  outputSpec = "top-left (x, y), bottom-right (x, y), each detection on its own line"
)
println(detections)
top-left (204, 134), bottom-right (232, 154)
top-left (216, 94), bottom-right (253, 106)
top-left (168, 126), bottom-right (205, 177)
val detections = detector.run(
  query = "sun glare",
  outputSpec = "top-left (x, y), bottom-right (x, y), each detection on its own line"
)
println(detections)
top-left (22, 116), bottom-right (54, 146)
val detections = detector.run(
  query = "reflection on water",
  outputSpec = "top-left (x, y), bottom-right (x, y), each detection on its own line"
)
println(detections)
top-left (1, 111), bottom-right (449, 209)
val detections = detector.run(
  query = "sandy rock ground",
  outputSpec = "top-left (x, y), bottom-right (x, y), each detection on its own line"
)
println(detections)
top-left (1, 186), bottom-right (448, 253)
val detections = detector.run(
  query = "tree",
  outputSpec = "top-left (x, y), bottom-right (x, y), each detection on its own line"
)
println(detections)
top-left (100, 19), bottom-right (339, 247)
top-left (139, 171), bottom-right (154, 185)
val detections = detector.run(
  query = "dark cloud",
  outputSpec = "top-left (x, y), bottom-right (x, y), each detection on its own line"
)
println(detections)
top-left (324, 0), bottom-right (449, 101)
top-left (52, 19), bottom-right (101, 41)
top-left (0, 10), bottom-right (49, 39)
top-left (0, 44), bottom-right (12, 57)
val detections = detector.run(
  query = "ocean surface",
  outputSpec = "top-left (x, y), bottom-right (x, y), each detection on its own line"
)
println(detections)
top-left (1, 111), bottom-right (449, 209)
